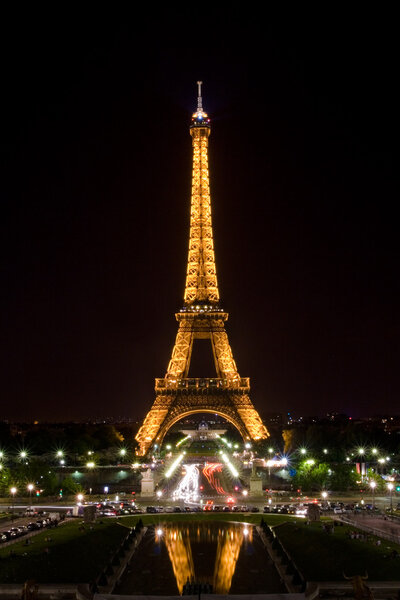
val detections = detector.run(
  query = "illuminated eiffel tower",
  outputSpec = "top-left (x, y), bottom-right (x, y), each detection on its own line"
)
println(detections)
top-left (136, 83), bottom-right (269, 456)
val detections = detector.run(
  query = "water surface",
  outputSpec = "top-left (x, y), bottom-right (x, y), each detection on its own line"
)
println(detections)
top-left (116, 521), bottom-right (285, 595)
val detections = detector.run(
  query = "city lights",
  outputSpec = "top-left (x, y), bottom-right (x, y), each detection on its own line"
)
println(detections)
top-left (221, 452), bottom-right (239, 478)
top-left (165, 453), bottom-right (184, 478)
top-left (172, 464), bottom-right (199, 503)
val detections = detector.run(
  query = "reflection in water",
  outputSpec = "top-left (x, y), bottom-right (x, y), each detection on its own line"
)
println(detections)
top-left (162, 522), bottom-right (252, 594)
top-left (163, 527), bottom-right (195, 594)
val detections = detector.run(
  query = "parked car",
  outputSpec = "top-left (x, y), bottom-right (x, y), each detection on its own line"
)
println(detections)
top-left (8, 528), bottom-right (22, 538)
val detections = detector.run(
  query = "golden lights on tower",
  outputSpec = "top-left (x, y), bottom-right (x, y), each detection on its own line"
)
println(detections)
top-left (135, 83), bottom-right (269, 456)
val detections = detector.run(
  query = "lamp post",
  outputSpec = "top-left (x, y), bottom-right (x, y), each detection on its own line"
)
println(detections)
top-left (10, 487), bottom-right (17, 521)
top-left (387, 482), bottom-right (394, 513)
top-left (321, 490), bottom-right (328, 508)
top-left (370, 481), bottom-right (376, 511)
top-left (27, 483), bottom-right (34, 508)
top-left (358, 448), bottom-right (365, 482)
top-left (157, 489), bottom-right (162, 511)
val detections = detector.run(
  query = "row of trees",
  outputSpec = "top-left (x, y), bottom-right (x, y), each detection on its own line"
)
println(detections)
top-left (0, 462), bottom-right (85, 497)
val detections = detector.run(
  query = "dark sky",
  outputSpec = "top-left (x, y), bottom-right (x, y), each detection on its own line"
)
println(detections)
top-left (1, 9), bottom-right (399, 422)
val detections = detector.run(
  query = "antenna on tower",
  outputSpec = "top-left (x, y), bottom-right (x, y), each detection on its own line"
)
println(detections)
top-left (197, 80), bottom-right (203, 112)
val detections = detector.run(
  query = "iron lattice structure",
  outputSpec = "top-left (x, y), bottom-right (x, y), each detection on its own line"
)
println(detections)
top-left (136, 83), bottom-right (269, 455)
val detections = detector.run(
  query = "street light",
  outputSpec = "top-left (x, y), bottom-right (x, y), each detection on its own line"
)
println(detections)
top-left (157, 489), bottom-right (162, 510)
top-left (387, 482), bottom-right (394, 512)
top-left (10, 487), bottom-right (17, 521)
top-left (242, 489), bottom-right (248, 497)
top-left (27, 483), bottom-right (34, 508)
top-left (370, 481), bottom-right (376, 510)
top-left (77, 493), bottom-right (84, 505)
top-left (321, 491), bottom-right (328, 506)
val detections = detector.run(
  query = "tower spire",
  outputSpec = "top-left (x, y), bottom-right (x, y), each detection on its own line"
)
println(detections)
top-left (197, 80), bottom-right (203, 113)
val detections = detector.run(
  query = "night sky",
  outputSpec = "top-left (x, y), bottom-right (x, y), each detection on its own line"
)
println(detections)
top-left (1, 10), bottom-right (399, 422)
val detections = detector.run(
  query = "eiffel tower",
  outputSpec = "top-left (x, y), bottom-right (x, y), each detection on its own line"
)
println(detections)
top-left (136, 83), bottom-right (269, 456)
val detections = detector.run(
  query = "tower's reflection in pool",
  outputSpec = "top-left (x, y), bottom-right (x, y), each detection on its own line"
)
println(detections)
top-left (116, 521), bottom-right (285, 596)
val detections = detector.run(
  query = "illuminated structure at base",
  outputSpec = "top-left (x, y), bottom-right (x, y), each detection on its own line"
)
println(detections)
top-left (136, 82), bottom-right (269, 456)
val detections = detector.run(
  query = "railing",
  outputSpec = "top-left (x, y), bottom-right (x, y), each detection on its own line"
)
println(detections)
top-left (335, 515), bottom-right (400, 545)
top-left (155, 377), bottom-right (250, 391)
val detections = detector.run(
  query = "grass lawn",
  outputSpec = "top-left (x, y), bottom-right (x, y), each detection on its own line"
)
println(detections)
top-left (275, 520), bottom-right (400, 581)
top-left (0, 520), bottom-right (128, 584)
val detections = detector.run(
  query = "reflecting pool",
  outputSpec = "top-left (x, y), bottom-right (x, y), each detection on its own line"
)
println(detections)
top-left (116, 521), bottom-right (285, 595)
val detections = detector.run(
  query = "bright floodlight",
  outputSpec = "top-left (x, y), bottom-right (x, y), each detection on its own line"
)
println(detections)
top-left (243, 527), bottom-right (249, 536)
top-left (221, 452), bottom-right (239, 477)
top-left (165, 453), bottom-right (184, 478)
top-left (156, 528), bottom-right (163, 536)
top-left (20, 451), bottom-right (27, 459)
top-left (77, 493), bottom-right (84, 502)
top-left (387, 483), bottom-right (394, 491)
top-left (370, 481), bottom-right (376, 489)
top-left (268, 447), bottom-right (274, 453)
top-left (10, 487), bottom-right (17, 495)
top-left (86, 461), bottom-right (95, 468)
top-left (242, 489), bottom-right (248, 497)
top-left (321, 491), bottom-right (328, 499)
top-left (120, 449), bottom-right (126, 456)
top-left (56, 450), bottom-right (63, 457)
top-left (245, 443), bottom-right (251, 449)
top-left (27, 483), bottom-right (34, 491)
top-left (372, 448), bottom-right (378, 454)
top-left (0, 451), bottom-right (4, 458)
top-left (300, 448), bottom-right (307, 455)
top-left (157, 490), bottom-right (163, 498)
top-left (358, 447), bottom-right (365, 455)
top-left (323, 449), bottom-right (328, 454)
top-left (306, 459), bottom-right (315, 465)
